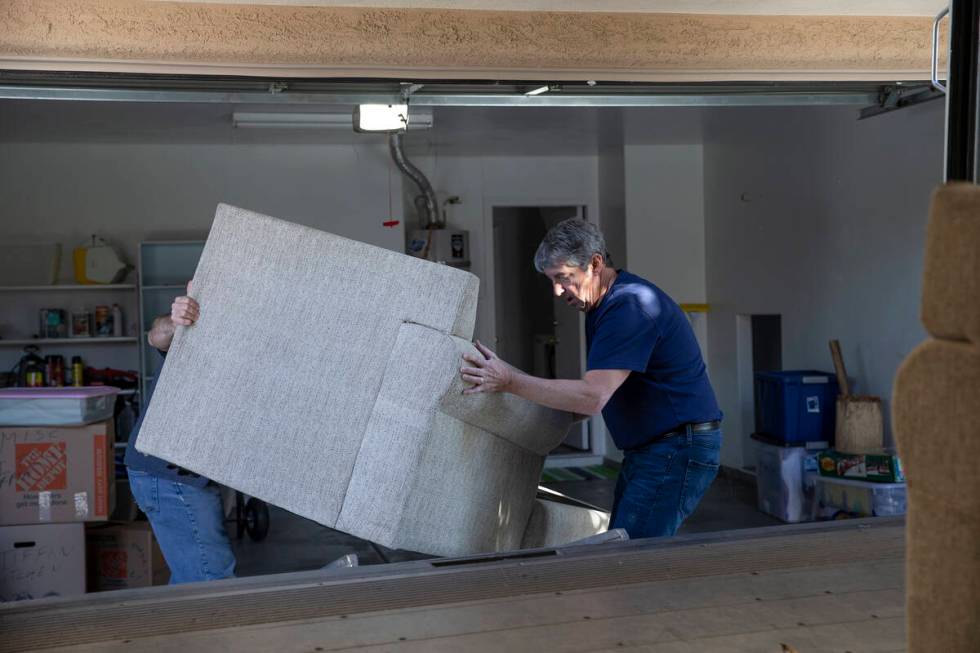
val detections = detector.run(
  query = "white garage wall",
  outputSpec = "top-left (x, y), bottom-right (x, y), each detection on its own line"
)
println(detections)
top-left (703, 101), bottom-right (944, 469)
top-left (598, 138), bottom-right (627, 270)
top-left (402, 151), bottom-right (600, 348)
top-left (0, 141), bottom-right (404, 273)
top-left (625, 144), bottom-right (707, 304)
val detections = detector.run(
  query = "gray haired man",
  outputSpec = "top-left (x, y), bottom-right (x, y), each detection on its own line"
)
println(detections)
top-left (460, 218), bottom-right (723, 538)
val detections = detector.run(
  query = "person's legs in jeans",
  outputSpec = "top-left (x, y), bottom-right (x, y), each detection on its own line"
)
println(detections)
top-left (127, 468), bottom-right (236, 583)
top-left (610, 427), bottom-right (721, 539)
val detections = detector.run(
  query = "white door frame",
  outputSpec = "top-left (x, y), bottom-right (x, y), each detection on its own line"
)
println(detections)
top-left (483, 196), bottom-right (606, 467)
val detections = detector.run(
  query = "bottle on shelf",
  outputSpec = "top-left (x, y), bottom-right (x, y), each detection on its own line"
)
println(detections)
top-left (24, 358), bottom-right (44, 387)
top-left (17, 346), bottom-right (45, 387)
top-left (111, 304), bottom-right (123, 337)
top-left (72, 356), bottom-right (84, 387)
top-left (94, 305), bottom-right (112, 337)
top-left (45, 355), bottom-right (65, 387)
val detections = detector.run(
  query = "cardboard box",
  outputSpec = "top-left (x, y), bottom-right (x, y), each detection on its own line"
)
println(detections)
top-left (816, 449), bottom-right (905, 483)
top-left (0, 523), bottom-right (86, 602)
top-left (86, 522), bottom-right (169, 591)
top-left (0, 421), bottom-right (115, 526)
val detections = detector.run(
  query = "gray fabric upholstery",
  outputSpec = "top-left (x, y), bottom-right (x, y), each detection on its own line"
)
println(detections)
top-left (521, 499), bottom-right (611, 550)
top-left (137, 204), bottom-right (606, 556)
top-left (440, 337), bottom-right (574, 457)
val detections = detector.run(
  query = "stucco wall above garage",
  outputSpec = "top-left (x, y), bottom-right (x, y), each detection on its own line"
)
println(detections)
top-left (0, 0), bottom-right (945, 82)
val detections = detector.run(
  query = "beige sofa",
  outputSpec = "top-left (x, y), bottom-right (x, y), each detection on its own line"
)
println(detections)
top-left (137, 204), bottom-right (608, 557)
top-left (892, 183), bottom-right (980, 651)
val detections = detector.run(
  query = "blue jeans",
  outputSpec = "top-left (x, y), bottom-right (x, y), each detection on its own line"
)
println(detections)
top-left (127, 469), bottom-right (236, 584)
top-left (610, 427), bottom-right (721, 539)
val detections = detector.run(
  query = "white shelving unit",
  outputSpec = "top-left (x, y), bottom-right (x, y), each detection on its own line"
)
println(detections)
top-left (138, 240), bottom-right (205, 411)
top-left (0, 282), bottom-right (140, 382)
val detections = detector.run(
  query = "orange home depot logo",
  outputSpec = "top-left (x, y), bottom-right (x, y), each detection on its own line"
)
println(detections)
top-left (94, 434), bottom-right (107, 517)
top-left (15, 442), bottom-right (68, 492)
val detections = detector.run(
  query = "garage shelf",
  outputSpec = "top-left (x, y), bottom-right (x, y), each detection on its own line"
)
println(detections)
top-left (142, 284), bottom-right (189, 290)
top-left (0, 337), bottom-right (138, 346)
top-left (0, 284), bottom-right (137, 292)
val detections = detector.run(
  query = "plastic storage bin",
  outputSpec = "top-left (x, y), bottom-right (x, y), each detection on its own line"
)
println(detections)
top-left (813, 474), bottom-right (906, 518)
top-left (0, 387), bottom-right (119, 426)
top-left (754, 437), bottom-right (821, 523)
top-left (754, 370), bottom-right (839, 444)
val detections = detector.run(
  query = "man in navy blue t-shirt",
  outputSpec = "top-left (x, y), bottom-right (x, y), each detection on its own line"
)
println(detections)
top-left (124, 285), bottom-right (237, 582)
top-left (461, 218), bottom-right (722, 538)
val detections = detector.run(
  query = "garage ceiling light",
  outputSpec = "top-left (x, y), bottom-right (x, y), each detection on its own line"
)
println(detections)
top-left (354, 103), bottom-right (409, 132)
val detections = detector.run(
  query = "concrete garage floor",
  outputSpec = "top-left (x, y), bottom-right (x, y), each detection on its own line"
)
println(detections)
top-left (230, 469), bottom-right (781, 578)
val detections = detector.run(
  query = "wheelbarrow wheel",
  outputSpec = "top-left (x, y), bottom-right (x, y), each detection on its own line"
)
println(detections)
top-left (245, 498), bottom-right (270, 542)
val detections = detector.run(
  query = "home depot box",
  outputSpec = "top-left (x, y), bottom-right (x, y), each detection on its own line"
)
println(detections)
top-left (0, 421), bottom-right (115, 526)
top-left (0, 522), bottom-right (86, 602)
top-left (86, 522), bottom-right (169, 591)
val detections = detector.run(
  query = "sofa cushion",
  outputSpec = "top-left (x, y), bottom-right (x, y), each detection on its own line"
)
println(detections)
top-left (921, 183), bottom-right (980, 344)
top-left (521, 498), bottom-right (611, 550)
top-left (137, 204), bottom-right (479, 529)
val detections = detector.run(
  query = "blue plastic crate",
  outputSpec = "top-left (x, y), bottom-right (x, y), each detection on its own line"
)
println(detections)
top-left (754, 370), bottom-right (839, 444)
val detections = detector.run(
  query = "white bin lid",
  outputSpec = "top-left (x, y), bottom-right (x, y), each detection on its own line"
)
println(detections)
top-left (0, 386), bottom-right (121, 400)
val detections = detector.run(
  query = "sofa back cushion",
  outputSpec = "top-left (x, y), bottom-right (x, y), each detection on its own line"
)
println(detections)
top-left (137, 204), bottom-right (479, 528)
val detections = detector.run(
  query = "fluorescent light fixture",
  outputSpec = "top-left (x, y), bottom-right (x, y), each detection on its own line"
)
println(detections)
top-left (353, 104), bottom-right (409, 132)
top-left (233, 108), bottom-right (433, 131)
top-left (232, 112), bottom-right (351, 129)
top-left (525, 85), bottom-right (551, 96)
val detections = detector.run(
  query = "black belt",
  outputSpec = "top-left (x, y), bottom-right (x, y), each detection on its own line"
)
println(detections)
top-left (654, 420), bottom-right (721, 442)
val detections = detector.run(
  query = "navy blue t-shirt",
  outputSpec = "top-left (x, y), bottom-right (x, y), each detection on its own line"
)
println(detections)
top-left (586, 270), bottom-right (722, 450)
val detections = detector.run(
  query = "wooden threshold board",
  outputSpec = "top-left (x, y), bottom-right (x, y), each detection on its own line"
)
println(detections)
top-left (0, 518), bottom-right (905, 652)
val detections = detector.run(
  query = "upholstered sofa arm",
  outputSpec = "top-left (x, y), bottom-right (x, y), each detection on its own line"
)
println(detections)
top-left (521, 498), bottom-right (610, 549)
top-left (438, 336), bottom-right (574, 456)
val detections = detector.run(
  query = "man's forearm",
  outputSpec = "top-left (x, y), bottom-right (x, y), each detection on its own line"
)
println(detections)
top-left (506, 372), bottom-right (604, 416)
top-left (147, 315), bottom-right (176, 351)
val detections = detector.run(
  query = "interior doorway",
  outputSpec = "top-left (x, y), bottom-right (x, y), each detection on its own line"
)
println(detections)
top-left (736, 314), bottom-right (784, 469)
top-left (491, 205), bottom-right (589, 452)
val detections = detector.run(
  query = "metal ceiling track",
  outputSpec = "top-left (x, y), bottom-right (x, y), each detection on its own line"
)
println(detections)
top-left (858, 84), bottom-right (945, 120)
top-left (0, 72), bottom-right (901, 107)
